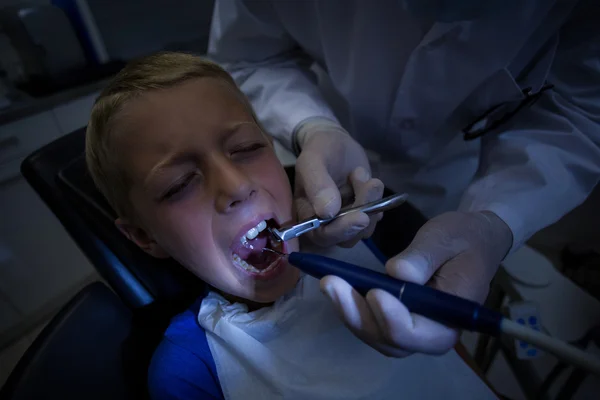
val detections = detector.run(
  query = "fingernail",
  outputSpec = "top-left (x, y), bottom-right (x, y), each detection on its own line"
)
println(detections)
top-left (321, 283), bottom-right (338, 303)
top-left (389, 261), bottom-right (406, 278)
top-left (315, 187), bottom-right (338, 217)
top-left (389, 257), bottom-right (426, 282)
top-left (355, 167), bottom-right (370, 183)
top-left (366, 291), bottom-right (387, 330)
top-left (346, 224), bottom-right (366, 237)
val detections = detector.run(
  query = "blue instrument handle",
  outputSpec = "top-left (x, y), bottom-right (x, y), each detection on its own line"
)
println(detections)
top-left (288, 252), bottom-right (502, 335)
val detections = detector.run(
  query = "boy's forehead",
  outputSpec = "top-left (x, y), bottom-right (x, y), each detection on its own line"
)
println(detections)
top-left (143, 78), bottom-right (250, 125)
top-left (122, 78), bottom-right (251, 141)
top-left (115, 78), bottom-right (255, 177)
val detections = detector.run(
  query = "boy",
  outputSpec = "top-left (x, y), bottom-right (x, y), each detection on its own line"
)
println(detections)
top-left (86, 52), bottom-right (495, 399)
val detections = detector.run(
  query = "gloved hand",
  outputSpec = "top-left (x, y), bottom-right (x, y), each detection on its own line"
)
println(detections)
top-left (293, 118), bottom-right (384, 247)
top-left (320, 210), bottom-right (513, 357)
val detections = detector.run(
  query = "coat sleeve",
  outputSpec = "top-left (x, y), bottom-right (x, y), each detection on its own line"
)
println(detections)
top-left (208, 0), bottom-right (340, 150)
top-left (458, 0), bottom-right (600, 252)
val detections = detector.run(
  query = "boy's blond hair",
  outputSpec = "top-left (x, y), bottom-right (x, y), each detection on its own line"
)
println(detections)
top-left (86, 52), bottom-right (260, 219)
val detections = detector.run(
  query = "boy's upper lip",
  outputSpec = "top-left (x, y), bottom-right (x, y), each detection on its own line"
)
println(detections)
top-left (230, 212), bottom-right (279, 251)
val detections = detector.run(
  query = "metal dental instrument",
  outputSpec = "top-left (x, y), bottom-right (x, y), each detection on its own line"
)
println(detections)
top-left (268, 193), bottom-right (408, 242)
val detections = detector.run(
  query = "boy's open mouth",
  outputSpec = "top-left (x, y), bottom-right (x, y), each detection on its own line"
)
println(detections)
top-left (231, 219), bottom-right (286, 276)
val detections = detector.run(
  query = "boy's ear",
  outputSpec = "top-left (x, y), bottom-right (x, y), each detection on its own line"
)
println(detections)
top-left (115, 218), bottom-right (169, 259)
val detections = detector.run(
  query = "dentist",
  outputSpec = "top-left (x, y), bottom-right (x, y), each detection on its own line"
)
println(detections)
top-left (208, 0), bottom-right (600, 357)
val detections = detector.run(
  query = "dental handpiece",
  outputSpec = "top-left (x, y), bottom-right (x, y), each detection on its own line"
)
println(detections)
top-left (286, 251), bottom-right (503, 335)
top-left (264, 249), bottom-right (600, 375)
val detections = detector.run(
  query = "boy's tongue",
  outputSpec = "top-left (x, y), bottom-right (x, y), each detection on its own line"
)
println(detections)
top-left (233, 236), bottom-right (271, 269)
top-left (245, 248), bottom-right (277, 270)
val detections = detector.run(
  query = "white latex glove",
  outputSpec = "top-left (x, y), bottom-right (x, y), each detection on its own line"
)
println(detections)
top-left (320, 210), bottom-right (513, 357)
top-left (293, 118), bottom-right (384, 247)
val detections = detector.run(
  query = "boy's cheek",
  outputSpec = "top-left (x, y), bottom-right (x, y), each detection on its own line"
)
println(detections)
top-left (146, 212), bottom-right (211, 255)
top-left (154, 230), bottom-right (214, 271)
top-left (259, 155), bottom-right (294, 203)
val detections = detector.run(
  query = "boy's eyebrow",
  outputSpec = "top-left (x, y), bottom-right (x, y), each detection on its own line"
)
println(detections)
top-left (144, 152), bottom-right (197, 187)
top-left (144, 121), bottom-right (257, 186)
top-left (217, 121), bottom-right (260, 146)
top-left (222, 121), bottom-right (257, 137)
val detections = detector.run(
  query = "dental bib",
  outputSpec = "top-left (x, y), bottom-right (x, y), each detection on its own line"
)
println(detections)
top-left (198, 242), bottom-right (495, 400)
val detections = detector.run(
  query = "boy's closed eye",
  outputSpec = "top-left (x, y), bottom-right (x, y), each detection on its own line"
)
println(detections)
top-left (161, 172), bottom-right (200, 201)
top-left (229, 142), bottom-right (267, 160)
top-left (159, 141), bottom-right (268, 201)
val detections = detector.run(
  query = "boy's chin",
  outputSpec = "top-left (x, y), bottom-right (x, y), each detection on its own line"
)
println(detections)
top-left (249, 268), bottom-right (301, 303)
top-left (225, 267), bottom-right (300, 307)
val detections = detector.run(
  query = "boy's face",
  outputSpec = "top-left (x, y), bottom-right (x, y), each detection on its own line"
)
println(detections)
top-left (115, 77), bottom-right (299, 303)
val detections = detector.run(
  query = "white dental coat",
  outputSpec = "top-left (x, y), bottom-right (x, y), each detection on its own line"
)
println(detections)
top-left (198, 242), bottom-right (496, 399)
top-left (208, 0), bottom-right (600, 251)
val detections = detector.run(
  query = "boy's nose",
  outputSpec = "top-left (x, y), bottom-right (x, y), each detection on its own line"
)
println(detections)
top-left (213, 161), bottom-right (256, 213)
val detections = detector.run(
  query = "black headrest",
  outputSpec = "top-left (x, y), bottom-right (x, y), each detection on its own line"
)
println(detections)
top-left (21, 128), bottom-right (202, 309)
top-left (58, 153), bottom-right (205, 305)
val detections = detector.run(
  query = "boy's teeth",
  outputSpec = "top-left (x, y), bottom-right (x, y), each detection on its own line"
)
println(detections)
top-left (246, 227), bottom-right (259, 240)
top-left (257, 220), bottom-right (267, 232)
top-left (232, 252), bottom-right (278, 275)
top-left (240, 220), bottom-right (268, 243)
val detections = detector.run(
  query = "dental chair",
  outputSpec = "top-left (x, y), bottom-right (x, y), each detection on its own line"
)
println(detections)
top-left (0, 127), bottom-right (427, 400)
top-left (0, 128), bottom-right (202, 400)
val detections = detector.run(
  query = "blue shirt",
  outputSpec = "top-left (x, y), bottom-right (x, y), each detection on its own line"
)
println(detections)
top-left (147, 298), bottom-right (224, 400)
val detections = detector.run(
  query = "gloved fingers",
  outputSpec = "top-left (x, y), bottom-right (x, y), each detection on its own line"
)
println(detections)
top-left (295, 189), bottom-right (358, 248)
top-left (293, 154), bottom-right (347, 247)
top-left (358, 211), bottom-right (382, 241)
top-left (320, 276), bottom-right (412, 358)
top-left (295, 196), bottom-right (319, 226)
top-left (351, 169), bottom-right (384, 235)
top-left (385, 219), bottom-right (466, 285)
top-left (337, 169), bottom-right (384, 247)
top-left (338, 183), bottom-right (355, 208)
top-left (366, 289), bottom-right (459, 355)
top-left (320, 275), bottom-right (383, 340)
top-left (295, 182), bottom-right (354, 232)
top-left (336, 211), bottom-right (382, 248)
top-left (348, 167), bottom-right (384, 209)
top-left (294, 154), bottom-right (341, 219)
top-left (337, 234), bottom-right (367, 249)
top-left (427, 251), bottom-right (491, 304)
top-left (310, 211), bottom-right (371, 248)
top-left (294, 164), bottom-right (384, 247)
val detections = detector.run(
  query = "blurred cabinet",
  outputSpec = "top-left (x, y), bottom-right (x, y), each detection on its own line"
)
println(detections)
top-left (0, 112), bottom-right (64, 166)
top-left (52, 92), bottom-right (98, 134)
top-left (0, 95), bottom-right (98, 347)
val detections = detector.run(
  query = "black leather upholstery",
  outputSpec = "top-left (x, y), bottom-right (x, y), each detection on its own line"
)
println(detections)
top-left (57, 153), bottom-right (204, 308)
top-left (21, 128), bottom-right (203, 310)
top-left (18, 128), bottom-right (211, 399)
top-left (0, 282), bottom-right (133, 400)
